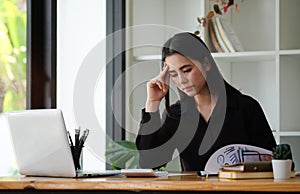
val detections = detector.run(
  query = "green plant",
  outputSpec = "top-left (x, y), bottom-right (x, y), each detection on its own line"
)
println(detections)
top-left (105, 140), bottom-right (140, 170)
top-left (105, 140), bottom-right (168, 171)
top-left (0, 0), bottom-right (26, 112)
top-left (272, 144), bottom-right (293, 160)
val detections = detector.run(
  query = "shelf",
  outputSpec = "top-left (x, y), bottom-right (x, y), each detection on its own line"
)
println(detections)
top-left (279, 131), bottom-right (300, 137)
top-left (211, 51), bottom-right (276, 62)
top-left (134, 55), bottom-right (161, 61)
top-left (279, 49), bottom-right (300, 56)
top-left (128, 0), bottom-right (300, 172)
top-left (134, 51), bottom-right (276, 62)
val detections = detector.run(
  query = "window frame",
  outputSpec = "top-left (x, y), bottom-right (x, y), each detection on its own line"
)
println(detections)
top-left (106, 0), bottom-right (126, 169)
top-left (26, 0), bottom-right (57, 109)
top-left (27, 0), bottom-right (126, 170)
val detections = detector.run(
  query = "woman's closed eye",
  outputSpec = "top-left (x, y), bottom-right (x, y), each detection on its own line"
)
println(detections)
top-left (170, 73), bottom-right (178, 78)
top-left (183, 68), bottom-right (192, 73)
top-left (169, 69), bottom-right (191, 77)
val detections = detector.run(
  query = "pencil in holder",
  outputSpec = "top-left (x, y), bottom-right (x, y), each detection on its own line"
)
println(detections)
top-left (67, 128), bottom-right (89, 170)
top-left (71, 145), bottom-right (83, 170)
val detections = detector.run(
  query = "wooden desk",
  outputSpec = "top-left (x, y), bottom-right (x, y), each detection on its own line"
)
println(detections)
top-left (0, 172), bottom-right (300, 193)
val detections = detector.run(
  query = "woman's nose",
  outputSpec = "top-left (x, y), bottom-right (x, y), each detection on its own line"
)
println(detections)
top-left (178, 73), bottom-right (188, 84)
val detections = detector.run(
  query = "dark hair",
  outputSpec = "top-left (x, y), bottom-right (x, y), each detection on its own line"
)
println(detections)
top-left (162, 32), bottom-right (224, 116)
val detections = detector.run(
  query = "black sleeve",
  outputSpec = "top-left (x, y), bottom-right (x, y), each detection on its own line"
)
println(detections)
top-left (135, 108), bottom-right (179, 169)
top-left (245, 96), bottom-right (277, 151)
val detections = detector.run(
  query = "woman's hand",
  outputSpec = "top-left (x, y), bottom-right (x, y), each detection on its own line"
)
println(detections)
top-left (145, 63), bottom-right (170, 112)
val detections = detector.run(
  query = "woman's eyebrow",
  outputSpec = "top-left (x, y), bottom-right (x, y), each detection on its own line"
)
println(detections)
top-left (179, 64), bottom-right (192, 70)
top-left (168, 64), bottom-right (192, 73)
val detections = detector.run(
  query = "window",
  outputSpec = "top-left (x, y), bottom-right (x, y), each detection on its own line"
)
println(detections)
top-left (0, 0), bottom-right (26, 176)
top-left (0, 0), bottom-right (57, 176)
top-left (0, 0), bottom-right (26, 112)
top-left (0, 0), bottom-right (126, 175)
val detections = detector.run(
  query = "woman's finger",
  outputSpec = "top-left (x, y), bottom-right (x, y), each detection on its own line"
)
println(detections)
top-left (163, 72), bottom-right (170, 92)
top-left (156, 80), bottom-right (163, 90)
top-left (148, 79), bottom-right (162, 90)
top-left (148, 63), bottom-right (170, 92)
top-left (161, 62), bottom-right (169, 75)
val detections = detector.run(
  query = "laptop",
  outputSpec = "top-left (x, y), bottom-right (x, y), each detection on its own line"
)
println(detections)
top-left (5, 109), bottom-right (121, 178)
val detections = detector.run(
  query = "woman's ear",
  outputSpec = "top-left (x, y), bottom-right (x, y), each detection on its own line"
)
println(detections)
top-left (203, 57), bottom-right (211, 72)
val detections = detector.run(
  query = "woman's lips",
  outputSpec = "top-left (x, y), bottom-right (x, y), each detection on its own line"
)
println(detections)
top-left (183, 86), bottom-right (194, 92)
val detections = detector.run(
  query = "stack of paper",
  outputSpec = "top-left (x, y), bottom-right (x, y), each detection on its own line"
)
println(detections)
top-left (121, 169), bottom-right (168, 177)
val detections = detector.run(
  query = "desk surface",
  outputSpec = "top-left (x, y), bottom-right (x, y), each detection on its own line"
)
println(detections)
top-left (0, 172), bottom-right (300, 192)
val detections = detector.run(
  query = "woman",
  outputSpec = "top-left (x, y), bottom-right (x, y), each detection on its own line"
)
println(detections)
top-left (135, 32), bottom-right (276, 171)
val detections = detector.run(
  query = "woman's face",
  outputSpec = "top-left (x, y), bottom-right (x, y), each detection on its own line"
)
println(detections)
top-left (165, 53), bottom-right (209, 97)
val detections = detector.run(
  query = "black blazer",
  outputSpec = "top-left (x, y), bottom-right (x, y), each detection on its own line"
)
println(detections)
top-left (136, 82), bottom-right (276, 171)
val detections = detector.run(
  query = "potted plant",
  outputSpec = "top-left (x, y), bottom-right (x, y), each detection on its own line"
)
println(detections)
top-left (105, 140), bottom-right (140, 170)
top-left (105, 140), bottom-right (167, 171)
top-left (272, 144), bottom-right (294, 179)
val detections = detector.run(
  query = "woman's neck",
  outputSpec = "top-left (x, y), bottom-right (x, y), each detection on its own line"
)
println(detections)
top-left (194, 89), bottom-right (217, 122)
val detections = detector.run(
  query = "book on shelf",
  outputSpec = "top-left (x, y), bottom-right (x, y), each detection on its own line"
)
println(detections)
top-left (217, 16), bottom-right (244, 52)
top-left (207, 18), bottom-right (223, 53)
top-left (206, 16), bottom-right (244, 53)
top-left (212, 16), bottom-right (229, 52)
top-left (214, 16), bottom-right (235, 52)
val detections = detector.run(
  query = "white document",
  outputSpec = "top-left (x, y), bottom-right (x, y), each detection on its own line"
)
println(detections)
top-left (204, 144), bottom-right (272, 175)
top-left (121, 169), bottom-right (168, 177)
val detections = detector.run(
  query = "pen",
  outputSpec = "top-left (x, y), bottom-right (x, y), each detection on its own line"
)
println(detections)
top-left (75, 127), bottom-right (80, 147)
top-left (67, 131), bottom-right (74, 147)
top-left (197, 171), bottom-right (217, 179)
top-left (197, 171), bottom-right (207, 177)
top-left (78, 129), bottom-right (89, 150)
top-left (67, 130), bottom-right (77, 168)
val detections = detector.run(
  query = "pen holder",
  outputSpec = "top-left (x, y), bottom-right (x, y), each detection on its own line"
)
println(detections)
top-left (68, 128), bottom-right (89, 170)
top-left (71, 145), bottom-right (83, 170)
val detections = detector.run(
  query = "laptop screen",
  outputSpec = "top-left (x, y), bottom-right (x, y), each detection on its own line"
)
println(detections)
top-left (6, 109), bottom-right (77, 177)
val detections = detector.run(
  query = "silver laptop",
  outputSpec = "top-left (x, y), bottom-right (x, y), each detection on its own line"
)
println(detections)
top-left (5, 109), bottom-right (120, 178)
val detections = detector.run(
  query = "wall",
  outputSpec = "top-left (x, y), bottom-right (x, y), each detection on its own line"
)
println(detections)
top-left (125, 0), bottom-right (204, 170)
top-left (126, 0), bottom-right (204, 140)
top-left (0, 115), bottom-right (16, 176)
top-left (57, 0), bottom-right (106, 170)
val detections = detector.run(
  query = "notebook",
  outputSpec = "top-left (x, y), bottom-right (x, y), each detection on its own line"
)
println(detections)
top-left (5, 109), bottom-right (121, 178)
